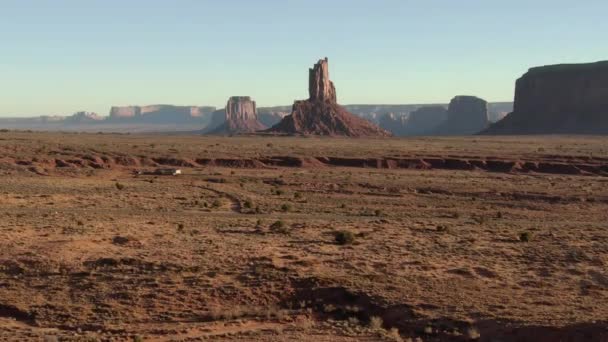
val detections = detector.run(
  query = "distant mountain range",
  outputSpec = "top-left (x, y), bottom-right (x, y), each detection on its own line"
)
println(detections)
top-left (0, 102), bottom-right (512, 135)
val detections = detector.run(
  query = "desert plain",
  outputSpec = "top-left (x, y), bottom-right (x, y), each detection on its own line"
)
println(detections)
top-left (0, 131), bottom-right (606, 341)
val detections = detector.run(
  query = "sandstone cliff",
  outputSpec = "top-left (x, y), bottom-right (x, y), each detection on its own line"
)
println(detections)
top-left (484, 61), bottom-right (608, 134)
top-left (432, 96), bottom-right (489, 135)
top-left (267, 58), bottom-right (390, 137)
top-left (207, 96), bottom-right (266, 134)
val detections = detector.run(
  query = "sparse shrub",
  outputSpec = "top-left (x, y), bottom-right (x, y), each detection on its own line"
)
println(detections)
top-left (496, 211), bottom-right (503, 219)
top-left (294, 192), bottom-right (302, 199)
top-left (133, 336), bottom-right (144, 342)
top-left (519, 232), bottom-right (531, 242)
top-left (281, 203), bottom-right (292, 212)
top-left (436, 225), bottom-right (449, 232)
top-left (243, 200), bottom-right (253, 209)
top-left (466, 327), bottom-right (481, 340)
top-left (322, 304), bottom-right (336, 313)
top-left (369, 316), bottom-right (383, 330)
top-left (275, 189), bottom-right (284, 196)
top-left (115, 182), bottom-right (125, 190)
top-left (472, 216), bottom-right (485, 225)
top-left (270, 220), bottom-right (288, 234)
top-left (340, 203), bottom-right (347, 209)
top-left (112, 236), bottom-right (130, 245)
top-left (177, 223), bottom-right (185, 231)
top-left (360, 208), bottom-right (374, 216)
top-left (211, 199), bottom-right (222, 208)
top-left (385, 327), bottom-right (403, 342)
top-left (374, 209), bottom-right (383, 217)
top-left (334, 230), bottom-right (355, 245)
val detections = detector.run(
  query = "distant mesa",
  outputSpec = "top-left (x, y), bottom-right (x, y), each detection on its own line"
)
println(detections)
top-left (64, 111), bottom-right (104, 124)
top-left (407, 106), bottom-right (449, 135)
top-left (430, 96), bottom-right (489, 135)
top-left (257, 107), bottom-right (290, 128)
top-left (377, 105), bottom-right (448, 136)
top-left (483, 61), bottom-right (608, 134)
top-left (206, 96), bottom-right (266, 134)
top-left (108, 105), bottom-right (216, 124)
top-left (378, 113), bottom-right (408, 136)
top-left (267, 58), bottom-right (391, 137)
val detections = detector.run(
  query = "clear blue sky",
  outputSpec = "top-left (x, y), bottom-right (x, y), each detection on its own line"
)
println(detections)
top-left (1, 0), bottom-right (607, 117)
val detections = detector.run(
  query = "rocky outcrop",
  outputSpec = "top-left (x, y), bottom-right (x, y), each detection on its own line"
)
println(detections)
top-left (267, 58), bottom-right (390, 137)
top-left (207, 96), bottom-right (266, 134)
top-left (432, 96), bottom-right (489, 135)
top-left (484, 61), bottom-right (608, 134)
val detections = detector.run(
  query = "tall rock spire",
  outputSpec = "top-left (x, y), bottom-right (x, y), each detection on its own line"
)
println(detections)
top-left (308, 57), bottom-right (337, 103)
top-left (267, 58), bottom-right (390, 137)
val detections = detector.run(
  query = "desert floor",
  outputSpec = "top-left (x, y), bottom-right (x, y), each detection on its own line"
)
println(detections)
top-left (0, 132), bottom-right (606, 341)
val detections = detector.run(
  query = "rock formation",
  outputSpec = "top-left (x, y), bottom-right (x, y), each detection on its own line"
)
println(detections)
top-left (377, 106), bottom-right (448, 136)
top-left (108, 105), bottom-right (216, 124)
top-left (483, 61), bottom-right (608, 134)
top-left (431, 96), bottom-right (489, 135)
top-left (267, 58), bottom-right (390, 137)
top-left (206, 96), bottom-right (266, 134)
top-left (406, 106), bottom-right (448, 135)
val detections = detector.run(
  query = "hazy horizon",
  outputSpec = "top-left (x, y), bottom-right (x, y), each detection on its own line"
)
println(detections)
top-left (2, 0), bottom-right (607, 117)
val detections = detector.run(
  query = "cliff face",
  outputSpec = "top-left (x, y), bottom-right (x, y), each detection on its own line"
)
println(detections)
top-left (268, 58), bottom-right (390, 137)
top-left (206, 96), bottom-right (266, 134)
top-left (484, 61), bottom-right (608, 134)
top-left (432, 96), bottom-right (489, 135)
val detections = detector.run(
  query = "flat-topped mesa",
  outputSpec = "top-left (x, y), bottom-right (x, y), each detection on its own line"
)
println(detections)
top-left (431, 96), bottom-right (489, 135)
top-left (309, 57), bottom-right (337, 103)
top-left (483, 61), bottom-right (608, 134)
top-left (225, 96), bottom-right (257, 122)
top-left (206, 96), bottom-right (266, 134)
top-left (108, 105), bottom-right (216, 124)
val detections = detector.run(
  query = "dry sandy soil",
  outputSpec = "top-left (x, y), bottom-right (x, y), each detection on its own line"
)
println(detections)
top-left (0, 131), bottom-right (607, 341)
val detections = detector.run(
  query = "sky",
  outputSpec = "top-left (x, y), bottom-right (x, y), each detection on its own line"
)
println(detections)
top-left (1, 0), bottom-right (607, 117)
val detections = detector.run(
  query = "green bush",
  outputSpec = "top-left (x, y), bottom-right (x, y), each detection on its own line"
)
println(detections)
top-left (115, 182), bottom-right (125, 190)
